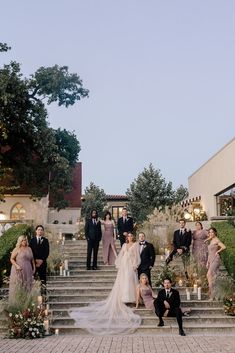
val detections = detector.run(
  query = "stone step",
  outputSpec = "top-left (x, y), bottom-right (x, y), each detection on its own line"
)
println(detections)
top-left (50, 315), bottom-right (235, 326)
top-left (46, 287), bottom-right (208, 299)
top-left (48, 323), bottom-right (235, 335)
top-left (49, 306), bottom-right (225, 318)
top-left (47, 300), bottom-right (223, 309)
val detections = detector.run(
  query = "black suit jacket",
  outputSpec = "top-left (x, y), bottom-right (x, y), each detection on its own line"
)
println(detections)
top-left (117, 216), bottom-right (134, 236)
top-left (85, 219), bottom-right (102, 241)
top-left (155, 288), bottom-right (181, 309)
top-left (29, 236), bottom-right (50, 262)
top-left (138, 241), bottom-right (156, 271)
top-left (173, 229), bottom-right (192, 253)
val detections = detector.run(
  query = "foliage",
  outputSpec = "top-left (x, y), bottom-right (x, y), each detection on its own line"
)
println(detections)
top-left (155, 263), bottom-right (176, 287)
top-left (0, 44), bottom-right (87, 209)
top-left (173, 185), bottom-right (189, 204)
top-left (5, 284), bottom-right (46, 338)
top-left (224, 295), bottom-right (235, 316)
top-left (211, 221), bottom-right (235, 280)
top-left (81, 182), bottom-right (107, 219)
top-left (126, 164), bottom-right (176, 223)
top-left (0, 224), bottom-right (34, 285)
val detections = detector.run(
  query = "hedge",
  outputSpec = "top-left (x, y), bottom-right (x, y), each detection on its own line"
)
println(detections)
top-left (0, 224), bottom-right (34, 286)
top-left (211, 221), bottom-right (235, 280)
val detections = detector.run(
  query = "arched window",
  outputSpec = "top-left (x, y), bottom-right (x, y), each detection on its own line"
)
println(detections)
top-left (11, 203), bottom-right (26, 220)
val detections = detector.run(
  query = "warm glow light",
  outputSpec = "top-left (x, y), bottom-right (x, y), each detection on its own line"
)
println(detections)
top-left (184, 211), bottom-right (191, 220)
top-left (194, 208), bottom-right (200, 215)
top-left (0, 212), bottom-right (6, 221)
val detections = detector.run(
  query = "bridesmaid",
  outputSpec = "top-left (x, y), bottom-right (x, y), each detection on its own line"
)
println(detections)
top-left (192, 222), bottom-right (208, 267)
top-left (136, 273), bottom-right (156, 310)
top-left (205, 227), bottom-right (226, 300)
top-left (102, 211), bottom-right (117, 265)
top-left (9, 235), bottom-right (35, 304)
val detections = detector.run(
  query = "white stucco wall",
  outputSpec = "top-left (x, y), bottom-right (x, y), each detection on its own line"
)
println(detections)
top-left (0, 195), bottom-right (49, 224)
top-left (188, 138), bottom-right (235, 219)
top-left (47, 208), bottom-right (81, 224)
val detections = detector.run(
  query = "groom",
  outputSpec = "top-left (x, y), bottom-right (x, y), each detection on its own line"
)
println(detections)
top-left (137, 232), bottom-right (155, 287)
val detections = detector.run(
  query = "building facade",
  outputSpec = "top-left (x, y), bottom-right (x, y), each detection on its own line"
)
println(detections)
top-left (188, 137), bottom-right (235, 220)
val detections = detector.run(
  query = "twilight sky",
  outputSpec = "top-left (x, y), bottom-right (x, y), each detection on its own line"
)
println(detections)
top-left (1, 0), bottom-right (235, 194)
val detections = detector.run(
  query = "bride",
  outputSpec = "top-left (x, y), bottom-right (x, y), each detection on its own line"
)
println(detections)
top-left (69, 232), bottom-right (142, 335)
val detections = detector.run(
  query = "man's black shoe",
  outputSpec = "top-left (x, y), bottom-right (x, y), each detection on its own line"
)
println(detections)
top-left (92, 267), bottom-right (99, 270)
top-left (179, 329), bottom-right (186, 336)
top-left (158, 321), bottom-right (164, 327)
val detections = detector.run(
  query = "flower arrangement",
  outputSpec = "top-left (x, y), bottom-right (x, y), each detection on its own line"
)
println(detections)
top-left (224, 295), bottom-right (235, 316)
top-left (6, 303), bottom-right (46, 338)
top-left (155, 263), bottom-right (176, 287)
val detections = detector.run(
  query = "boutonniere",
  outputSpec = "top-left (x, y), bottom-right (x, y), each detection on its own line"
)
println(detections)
top-left (40, 238), bottom-right (43, 244)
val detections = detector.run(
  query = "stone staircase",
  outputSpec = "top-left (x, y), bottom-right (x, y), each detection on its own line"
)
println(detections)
top-left (1, 240), bottom-right (235, 336)
top-left (47, 240), bottom-right (235, 335)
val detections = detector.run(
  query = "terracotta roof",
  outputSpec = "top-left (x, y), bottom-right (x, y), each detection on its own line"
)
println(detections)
top-left (106, 194), bottom-right (129, 201)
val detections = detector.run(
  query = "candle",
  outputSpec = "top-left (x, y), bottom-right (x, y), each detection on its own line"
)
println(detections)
top-left (197, 287), bottom-right (202, 300)
top-left (59, 231), bottom-right (62, 240)
top-left (59, 266), bottom-right (63, 276)
top-left (193, 284), bottom-right (198, 294)
top-left (72, 237), bottom-right (76, 241)
top-left (44, 309), bottom-right (48, 316)
top-left (56, 240), bottom-right (59, 245)
top-left (64, 260), bottom-right (69, 271)
top-left (37, 296), bottom-right (43, 305)
top-left (44, 319), bottom-right (49, 334)
top-left (55, 329), bottom-right (59, 335)
top-left (186, 289), bottom-right (190, 301)
top-left (160, 255), bottom-right (164, 260)
top-left (67, 271), bottom-right (70, 276)
top-left (63, 269), bottom-right (66, 276)
top-left (178, 279), bottom-right (183, 287)
top-left (46, 304), bottom-right (50, 311)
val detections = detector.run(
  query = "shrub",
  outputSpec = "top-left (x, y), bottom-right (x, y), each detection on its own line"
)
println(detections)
top-left (0, 224), bottom-right (34, 285)
top-left (211, 221), bottom-right (235, 280)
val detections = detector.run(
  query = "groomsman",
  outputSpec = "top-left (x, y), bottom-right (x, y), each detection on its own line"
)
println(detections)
top-left (154, 277), bottom-right (186, 336)
top-left (85, 209), bottom-right (102, 270)
top-left (137, 232), bottom-right (155, 287)
top-left (29, 225), bottom-right (50, 287)
top-left (166, 219), bottom-right (192, 278)
top-left (117, 207), bottom-right (134, 247)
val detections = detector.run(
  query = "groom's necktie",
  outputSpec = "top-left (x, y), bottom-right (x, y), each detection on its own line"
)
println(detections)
top-left (166, 291), bottom-right (170, 299)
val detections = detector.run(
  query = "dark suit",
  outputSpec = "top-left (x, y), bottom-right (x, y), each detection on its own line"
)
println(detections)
top-left (154, 288), bottom-right (183, 330)
top-left (138, 241), bottom-right (156, 286)
top-left (29, 236), bottom-right (49, 285)
top-left (85, 218), bottom-right (102, 269)
top-left (117, 216), bottom-right (134, 246)
top-left (168, 229), bottom-right (192, 277)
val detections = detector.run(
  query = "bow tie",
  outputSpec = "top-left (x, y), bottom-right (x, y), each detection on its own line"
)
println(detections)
top-left (139, 242), bottom-right (145, 245)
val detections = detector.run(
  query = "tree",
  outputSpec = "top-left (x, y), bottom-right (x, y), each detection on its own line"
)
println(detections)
top-left (126, 164), bottom-right (175, 223)
top-left (81, 182), bottom-right (107, 219)
top-left (0, 44), bottom-right (88, 209)
top-left (173, 185), bottom-right (189, 204)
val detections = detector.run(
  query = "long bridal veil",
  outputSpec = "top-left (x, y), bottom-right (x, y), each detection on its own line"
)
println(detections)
top-left (69, 243), bottom-right (142, 335)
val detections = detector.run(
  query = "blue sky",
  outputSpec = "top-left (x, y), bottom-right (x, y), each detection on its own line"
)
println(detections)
top-left (1, 0), bottom-right (235, 193)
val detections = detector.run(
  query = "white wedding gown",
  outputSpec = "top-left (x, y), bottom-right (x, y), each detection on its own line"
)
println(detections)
top-left (69, 242), bottom-right (142, 335)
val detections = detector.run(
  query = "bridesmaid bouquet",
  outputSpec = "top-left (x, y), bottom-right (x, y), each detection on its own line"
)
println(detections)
top-left (6, 303), bottom-right (46, 338)
top-left (224, 295), bottom-right (235, 316)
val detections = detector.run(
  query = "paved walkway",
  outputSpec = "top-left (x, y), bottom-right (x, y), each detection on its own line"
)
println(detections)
top-left (0, 335), bottom-right (235, 353)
